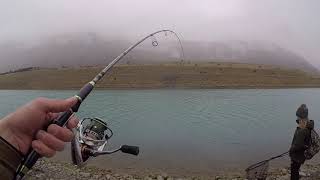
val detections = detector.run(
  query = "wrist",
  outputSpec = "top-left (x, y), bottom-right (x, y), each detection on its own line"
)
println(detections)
top-left (0, 118), bottom-right (23, 154)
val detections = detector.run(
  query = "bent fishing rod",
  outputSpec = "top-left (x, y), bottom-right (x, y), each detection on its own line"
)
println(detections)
top-left (15, 29), bottom-right (184, 180)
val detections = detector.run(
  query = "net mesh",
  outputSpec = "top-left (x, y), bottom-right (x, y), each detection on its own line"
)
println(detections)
top-left (246, 160), bottom-right (269, 180)
top-left (245, 151), bottom-right (289, 180)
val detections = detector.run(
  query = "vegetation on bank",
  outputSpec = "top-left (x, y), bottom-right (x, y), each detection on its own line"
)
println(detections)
top-left (0, 63), bottom-right (320, 90)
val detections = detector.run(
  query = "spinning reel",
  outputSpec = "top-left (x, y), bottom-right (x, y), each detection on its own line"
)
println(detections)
top-left (71, 117), bottom-right (139, 166)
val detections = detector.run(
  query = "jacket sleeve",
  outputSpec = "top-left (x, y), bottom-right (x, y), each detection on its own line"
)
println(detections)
top-left (0, 136), bottom-right (23, 180)
top-left (290, 129), bottom-right (309, 153)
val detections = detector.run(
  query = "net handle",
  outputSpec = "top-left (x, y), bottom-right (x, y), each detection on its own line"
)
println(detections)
top-left (245, 151), bottom-right (289, 171)
top-left (268, 151), bottom-right (289, 161)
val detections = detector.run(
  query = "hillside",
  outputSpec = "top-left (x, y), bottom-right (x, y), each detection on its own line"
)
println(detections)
top-left (0, 63), bottom-right (319, 90)
top-left (0, 33), bottom-right (318, 74)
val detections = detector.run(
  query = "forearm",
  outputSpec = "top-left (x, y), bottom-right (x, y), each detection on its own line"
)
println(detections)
top-left (0, 117), bottom-right (24, 154)
top-left (0, 136), bottom-right (23, 180)
top-left (0, 119), bottom-right (25, 179)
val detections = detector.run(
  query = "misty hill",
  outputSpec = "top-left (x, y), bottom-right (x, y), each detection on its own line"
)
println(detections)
top-left (182, 41), bottom-right (319, 74)
top-left (0, 33), bottom-right (318, 74)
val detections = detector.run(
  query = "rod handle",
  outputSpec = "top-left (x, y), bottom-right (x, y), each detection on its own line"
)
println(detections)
top-left (72, 82), bottom-right (94, 112)
top-left (15, 151), bottom-right (40, 179)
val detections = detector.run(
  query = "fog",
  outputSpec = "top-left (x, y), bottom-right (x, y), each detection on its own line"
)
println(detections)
top-left (1, 0), bottom-right (319, 69)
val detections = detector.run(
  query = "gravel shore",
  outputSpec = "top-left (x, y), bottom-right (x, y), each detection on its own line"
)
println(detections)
top-left (25, 159), bottom-right (320, 180)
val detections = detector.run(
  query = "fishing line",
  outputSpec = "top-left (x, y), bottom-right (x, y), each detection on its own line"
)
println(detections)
top-left (15, 29), bottom-right (185, 180)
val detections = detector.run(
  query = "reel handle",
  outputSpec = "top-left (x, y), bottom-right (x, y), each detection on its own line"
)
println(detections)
top-left (120, 145), bottom-right (140, 156)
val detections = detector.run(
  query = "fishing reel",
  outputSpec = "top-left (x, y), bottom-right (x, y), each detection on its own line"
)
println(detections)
top-left (71, 117), bottom-right (139, 166)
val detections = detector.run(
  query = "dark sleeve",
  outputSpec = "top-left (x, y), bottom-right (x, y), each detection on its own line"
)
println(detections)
top-left (0, 137), bottom-right (23, 180)
top-left (290, 129), bottom-right (309, 153)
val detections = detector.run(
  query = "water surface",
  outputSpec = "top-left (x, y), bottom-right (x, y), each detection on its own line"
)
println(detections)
top-left (1, 89), bottom-right (319, 175)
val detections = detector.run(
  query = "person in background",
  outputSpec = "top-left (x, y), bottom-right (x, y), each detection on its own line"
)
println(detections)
top-left (0, 97), bottom-right (79, 180)
top-left (289, 104), bottom-right (312, 180)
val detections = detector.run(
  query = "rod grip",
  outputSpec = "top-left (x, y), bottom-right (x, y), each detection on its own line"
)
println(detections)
top-left (54, 110), bottom-right (74, 126)
top-left (72, 83), bottom-right (94, 112)
top-left (15, 151), bottom-right (40, 179)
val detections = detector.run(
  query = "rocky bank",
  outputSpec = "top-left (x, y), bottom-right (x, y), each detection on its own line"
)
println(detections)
top-left (25, 159), bottom-right (320, 180)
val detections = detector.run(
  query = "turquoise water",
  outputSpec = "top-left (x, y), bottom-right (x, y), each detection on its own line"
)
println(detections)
top-left (1, 89), bottom-right (320, 174)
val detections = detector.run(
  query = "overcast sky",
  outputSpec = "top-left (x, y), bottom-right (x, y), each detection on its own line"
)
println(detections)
top-left (1, 0), bottom-right (319, 68)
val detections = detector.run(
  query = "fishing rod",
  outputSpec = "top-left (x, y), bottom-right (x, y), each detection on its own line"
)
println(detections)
top-left (15, 29), bottom-right (185, 180)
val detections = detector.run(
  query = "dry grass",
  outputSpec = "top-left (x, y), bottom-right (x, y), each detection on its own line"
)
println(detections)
top-left (0, 63), bottom-right (319, 90)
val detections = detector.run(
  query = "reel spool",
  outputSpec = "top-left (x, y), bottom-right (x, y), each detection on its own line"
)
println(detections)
top-left (71, 117), bottom-right (139, 166)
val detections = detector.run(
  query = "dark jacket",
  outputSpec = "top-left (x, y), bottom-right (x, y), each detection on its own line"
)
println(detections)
top-left (0, 137), bottom-right (23, 180)
top-left (289, 120), bottom-right (314, 163)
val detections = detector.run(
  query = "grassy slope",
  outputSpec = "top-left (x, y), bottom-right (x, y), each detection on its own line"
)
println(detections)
top-left (0, 63), bottom-right (320, 90)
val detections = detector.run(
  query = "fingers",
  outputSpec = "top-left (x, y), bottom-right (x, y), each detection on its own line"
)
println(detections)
top-left (47, 113), bottom-right (79, 129)
top-left (33, 124), bottom-right (75, 157)
top-left (47, 124), bottom-right (74, 142)
top-left (47, 112), bottom-right (59, 121)
top-left (36, 130), bottom-right (65, 151)
top-left (32, 140), bottom-right (56, 158)
top-left (66, 115), bottom-right (79, 129)
top-left (33, 97), bottom-right (78, 113)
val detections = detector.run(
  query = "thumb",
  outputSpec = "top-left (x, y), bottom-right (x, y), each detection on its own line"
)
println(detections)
top-left (35, 97), bottom-right (78, 113)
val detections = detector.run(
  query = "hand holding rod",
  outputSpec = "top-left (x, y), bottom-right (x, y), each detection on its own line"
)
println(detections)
top-left (15, 29), bottom-right (184, 180)
top-left (15, 83), bottom-right (94, 180)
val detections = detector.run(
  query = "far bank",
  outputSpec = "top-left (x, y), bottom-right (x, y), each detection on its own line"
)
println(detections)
top-left (0, 63), bottom-right (319, 90)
